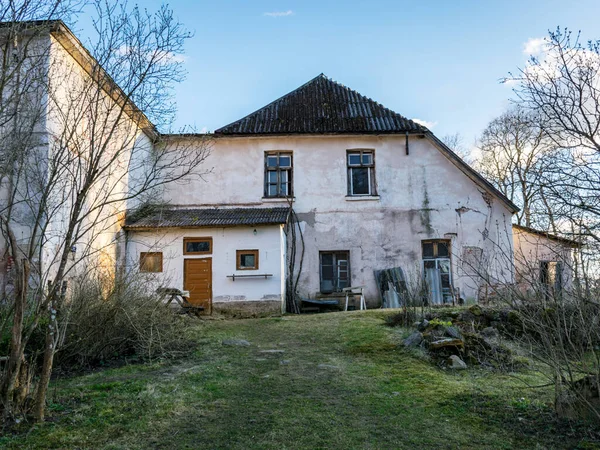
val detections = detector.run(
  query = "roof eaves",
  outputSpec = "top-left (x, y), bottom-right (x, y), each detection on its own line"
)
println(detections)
top-left (48, 21), bottom-right (158, 141)
top-left (512, 224), bottom-right (582, 248)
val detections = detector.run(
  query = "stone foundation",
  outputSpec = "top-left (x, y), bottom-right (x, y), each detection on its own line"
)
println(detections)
top-left (212, 300), bottom-right (283, 318)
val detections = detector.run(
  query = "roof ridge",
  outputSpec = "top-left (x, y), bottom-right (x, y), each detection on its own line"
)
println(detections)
top-left (215, 73), bottom-right (326, 133)
top-left (214, 74), bottom-right (427, 135)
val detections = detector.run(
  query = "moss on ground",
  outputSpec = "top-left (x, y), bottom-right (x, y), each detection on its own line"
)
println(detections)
top-left (1, 310), bottom-right (598, 449)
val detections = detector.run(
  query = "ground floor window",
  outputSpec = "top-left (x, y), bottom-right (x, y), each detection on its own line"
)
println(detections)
top-left (540, 261), bottom-right (562, 297)
top-left (237, 249), bottom-right (259, 270)
top-left (422, 240), bottom-right (453, 304)
top-left (140, 252), bottom-right (163, 273)
top-left (319, 251), bottom-right (350, 293)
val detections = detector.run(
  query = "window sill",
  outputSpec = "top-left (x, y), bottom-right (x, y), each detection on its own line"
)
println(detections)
top-left (262, 197), bottom-right (295, 203)
top-left (345, 195), bottom-right (380, 202)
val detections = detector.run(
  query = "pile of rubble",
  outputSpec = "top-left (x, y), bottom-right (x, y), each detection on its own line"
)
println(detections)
top-left (401, 305), bottom-right (525, 371)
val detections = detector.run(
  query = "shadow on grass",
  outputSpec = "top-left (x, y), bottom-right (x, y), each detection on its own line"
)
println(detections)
top-left (441, 391), bottom-right (600, 449)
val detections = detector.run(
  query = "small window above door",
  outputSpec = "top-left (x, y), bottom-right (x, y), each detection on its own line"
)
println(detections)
top-left (184, 237), bottom-right (212, 255)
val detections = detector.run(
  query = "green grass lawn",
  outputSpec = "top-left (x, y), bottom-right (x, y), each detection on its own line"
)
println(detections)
top-left (1, 310), bottom-right (597, 449)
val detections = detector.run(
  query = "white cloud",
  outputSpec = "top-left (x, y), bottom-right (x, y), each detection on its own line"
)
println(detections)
top-left (412, 118), bottom-right (437, 129)
top-left (523, 37), bottom-right (547, 57)
top-left (264, 10), bottom-right (294, 17)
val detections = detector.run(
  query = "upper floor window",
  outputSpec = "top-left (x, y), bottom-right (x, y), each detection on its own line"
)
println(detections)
top-left (265, 152), bottom-right (293, 197)
top-left (347, 150), bottom-right (375, 196)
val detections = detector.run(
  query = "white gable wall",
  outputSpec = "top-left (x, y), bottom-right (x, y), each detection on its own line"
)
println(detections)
top-left (160, 134), bottom-right (515, 304)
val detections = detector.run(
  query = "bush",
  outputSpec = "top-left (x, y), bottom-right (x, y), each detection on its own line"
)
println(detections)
top-left (55, 273), bottom-right (194, 370)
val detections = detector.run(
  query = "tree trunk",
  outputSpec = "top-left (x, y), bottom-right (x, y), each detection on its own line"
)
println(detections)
top-left (32, 293), bottom-right (58, 422)
top-left (1, 257), bottom-right (29, 418)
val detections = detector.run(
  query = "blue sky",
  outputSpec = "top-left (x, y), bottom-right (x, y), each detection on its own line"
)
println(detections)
top-left (81, 1), bottom-right (600, 144)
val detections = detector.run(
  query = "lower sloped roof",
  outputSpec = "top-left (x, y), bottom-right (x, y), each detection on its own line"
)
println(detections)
top-left (125, 207), bottom-right (289, 229)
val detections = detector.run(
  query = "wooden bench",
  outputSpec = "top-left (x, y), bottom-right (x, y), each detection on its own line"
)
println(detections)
top-left (156, 287), bottom-right (205, 315)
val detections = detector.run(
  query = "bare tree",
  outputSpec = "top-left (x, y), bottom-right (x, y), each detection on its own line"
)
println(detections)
top-left (0, 1), bottom-right (210, 421)
top-left (441, 132), bottom-right (473, 164)
top-left (475, 107), bottom-right (551, 228)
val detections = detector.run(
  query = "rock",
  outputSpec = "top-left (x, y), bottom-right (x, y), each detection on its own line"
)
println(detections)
top-left (259, 349), bottom-right (285, 354)
top-left (280, 360), bottom-right (290, 365)
top-left (469, 305), bottom-right (483, 316)
top-left (429, 338), bottom-right (464, 350)
top-left (444, 326), bottom-right (463, 340)
top-left (448, 355), bottom-right (467, 370)
top-left (318, 364), bottom-right (340, 370)
top-left (481, 327), bottom-right (499, 338)
top-left (417, 319), bottom-right (430, 331)
top-left (556, 376), bottom-right (600, 422)
top-left (403, 332), bottom-right (423, 348)
top-left (222, 339), bottom-right (251, 347)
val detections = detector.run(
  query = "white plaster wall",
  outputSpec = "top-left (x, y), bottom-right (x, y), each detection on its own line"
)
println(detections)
top-left (159, 135), bottom-right (515, 304)
top-left (513, 228), bottom-right (574, 290)
top-left (126, 225), bottom-right (285, 306)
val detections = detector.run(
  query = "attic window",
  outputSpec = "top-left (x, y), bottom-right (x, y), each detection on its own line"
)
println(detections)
top-left (347, 150), bottom-right (376, 196)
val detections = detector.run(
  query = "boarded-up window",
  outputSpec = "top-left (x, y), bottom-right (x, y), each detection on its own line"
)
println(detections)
top-left (140, 252), bottom-right (163, 273)
top-left (184, 237), bottom-right (212, 255)
top-left (237, 250), bottom-right (259, 270)
top-left (462, 246), bottom-right (483, 274)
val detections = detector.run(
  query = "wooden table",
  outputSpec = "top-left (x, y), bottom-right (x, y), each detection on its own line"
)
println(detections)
top-left (156, 288), bottom-right (205, 314)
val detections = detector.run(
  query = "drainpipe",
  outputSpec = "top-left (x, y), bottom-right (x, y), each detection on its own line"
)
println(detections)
top-left (405, 132), bottom-right (409, 156)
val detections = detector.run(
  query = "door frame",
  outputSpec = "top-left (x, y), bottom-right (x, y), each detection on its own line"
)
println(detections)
top-left (183, 257), bottom-right (212, 314)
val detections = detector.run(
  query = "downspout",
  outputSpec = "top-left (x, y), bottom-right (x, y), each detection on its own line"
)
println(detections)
top-left (405, 131), bottom-right (409, 156)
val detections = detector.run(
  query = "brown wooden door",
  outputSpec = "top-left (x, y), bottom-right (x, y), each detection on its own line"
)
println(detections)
top-left (184, 258), bottom-right (212, 314)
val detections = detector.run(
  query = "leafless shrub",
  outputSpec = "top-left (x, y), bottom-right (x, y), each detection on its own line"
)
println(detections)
top-left (56, 271), bottom-right (193, 369)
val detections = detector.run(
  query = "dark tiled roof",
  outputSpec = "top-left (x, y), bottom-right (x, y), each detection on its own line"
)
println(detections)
top-left (125, 207), bottom-right (289, 229)
top-left (214, 74), bottom-right (426, 135)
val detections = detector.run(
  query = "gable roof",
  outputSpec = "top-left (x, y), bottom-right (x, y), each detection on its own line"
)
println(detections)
top-left (214, 74), bottom-right (426, 135)
top-left (125, 207), bottom-right (289, 229)
top-left (512, 224), bottom-right (582, 248)
top-left (1, 20), bottom-right (158, 140)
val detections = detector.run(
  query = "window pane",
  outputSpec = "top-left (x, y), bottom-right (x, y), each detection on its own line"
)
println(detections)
top-left (268, 184), bottom-right (278, 196)
top-left (280, 183), bottom-right (288, 196)
top-left (267, 156), bottom-right (278, 167)
top-left (424, 260), bottom-right (436, 269)
top-left (321, 253), bottom-right (333, 265)
top-left (362, 153), bottom-right (372, 165)
top-left (140, 253), bottom-right (162, 272)
top-left (351, 167), bottom-right (370, 195)
top-left (422, 242), bottom-right (434, 258)
top-left (186, 240), bottom-right (211, 253)
top-left (279, 155), bottom-right (291, 167)
top-left (280, 171), bottom-right (288, 182)
top-left (437, 242), bottom-right (449, 257)
top-left (268, 170), bottom-right (278, 182)
top-left (240, 254), bottom-right (255, 268)
top-left (348, 153), bottom-right (361, 165)
top-left (441, 274), bottom-right (451, 289)
top-left (438, 259), bottom-right (451, 273)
